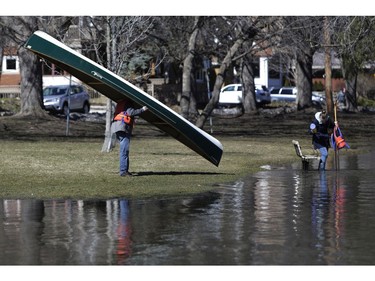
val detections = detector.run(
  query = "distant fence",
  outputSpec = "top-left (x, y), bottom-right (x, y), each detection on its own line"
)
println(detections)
top-left (0, 86), bottom-right (21, 98)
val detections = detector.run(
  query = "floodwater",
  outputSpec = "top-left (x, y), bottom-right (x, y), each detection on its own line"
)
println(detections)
top-left (1, 149), bottom-right (375, 265)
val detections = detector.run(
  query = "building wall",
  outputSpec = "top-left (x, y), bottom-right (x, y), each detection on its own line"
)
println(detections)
top-left (313, 78), bottom-right (345, 92)
top-left (0, 74), bottom-right (20, 85)
top-left (255, 57), bottom-right (271, 87)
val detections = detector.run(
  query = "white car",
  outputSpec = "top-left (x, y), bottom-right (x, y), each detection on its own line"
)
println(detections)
top-left (312, 92), bottom-right (326, 107)
top-left (271, 87), bottom-right (297, 102)
top-left (271, 87), bottom-right (325, 106)
top-left (218, 84), bottom-right (271, 108)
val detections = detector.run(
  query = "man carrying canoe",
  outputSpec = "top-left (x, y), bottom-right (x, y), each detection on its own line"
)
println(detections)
top-left (112, 99), bottom-right (148, 176)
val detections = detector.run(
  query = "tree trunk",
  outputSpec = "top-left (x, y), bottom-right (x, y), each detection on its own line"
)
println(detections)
top-left (341, 57), bottom-right (358, 112)
top-left (102, 16), bottom-right (116, 152)
top-left (295, 51), bottom-right (313, 110)
top-left (345, 76), bottom-right (358, 112)
top-left (101, 98), bottom-right (115, 152)
top-left (241, 53), bottom-right (257, 114)
top-left (181, 16), bottom-right (200, 120)
top-left (17, 48), bottom-right (47, 117)
top-left (196, 37), bottom-right (244, 129)
top-left (188, 73), bottom-right (198, 121)
top-left (102, 17), bottom-right (116, 152)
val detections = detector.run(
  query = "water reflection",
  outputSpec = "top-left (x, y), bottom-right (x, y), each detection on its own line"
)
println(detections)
top-left (1, 149), bottom-right (375, 265)
top-left (116, 200), bottom-right (132, 264)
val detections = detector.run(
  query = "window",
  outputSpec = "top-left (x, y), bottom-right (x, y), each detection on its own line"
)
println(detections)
top-left (279, 88), bottom-right (294, 95)
top-left (223, 85), bottom-right (236, 92)
top-left (2, 56), bottom-right (19, 73)
top-left (6, 58), bottom-right (16, 70)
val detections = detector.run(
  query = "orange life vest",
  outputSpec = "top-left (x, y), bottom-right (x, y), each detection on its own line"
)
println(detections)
top-left (113, 111), bottom-right (133, 125)
top-left (333, 127), bottom-right (347, 149)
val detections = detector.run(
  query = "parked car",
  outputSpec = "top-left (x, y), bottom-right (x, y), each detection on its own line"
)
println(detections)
top-left (269, 87), bottom-right (280, 95)
top-left (218, 84), bottom-right (271, 108)
top-left (43, 84), bottom-right (90, 115)
top-left (255, 84), bottom-right (272, 105)
top-left (270, 87), bottom-right (326, 106)
top-left (271, 86), bottom-right (297, 103)
top-left (312, 92), bottom-right (326, 107)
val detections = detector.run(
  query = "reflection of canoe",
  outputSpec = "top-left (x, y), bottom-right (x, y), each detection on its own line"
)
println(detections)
top-left (24, 31), bottom-right (223, 166)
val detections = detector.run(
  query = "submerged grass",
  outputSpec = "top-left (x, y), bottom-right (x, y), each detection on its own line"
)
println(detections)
top-left (0, 136), bottom-right (299, 200)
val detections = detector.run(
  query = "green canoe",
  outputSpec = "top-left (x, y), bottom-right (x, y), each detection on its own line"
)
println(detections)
top-left (24, 31), bottom-right (223, 166)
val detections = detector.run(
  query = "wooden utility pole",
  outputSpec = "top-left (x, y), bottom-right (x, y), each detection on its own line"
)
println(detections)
top-left (324, 16), bottom-right (334, 115)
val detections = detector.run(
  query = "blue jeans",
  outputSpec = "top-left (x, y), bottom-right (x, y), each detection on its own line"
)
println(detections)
top-left (116, 132), bottom-right (131, 175)
top-left (319, 147), bottom-right (328, 170)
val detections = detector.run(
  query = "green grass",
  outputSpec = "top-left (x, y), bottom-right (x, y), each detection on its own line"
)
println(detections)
top-left (0, 136), bottom-right (300, 200)
top-left (358, 97), bottom-right (375, 108)
top-left (0, 98), bottom-right (21, 113)
top-left (1, 109), bottom-right (372, 200)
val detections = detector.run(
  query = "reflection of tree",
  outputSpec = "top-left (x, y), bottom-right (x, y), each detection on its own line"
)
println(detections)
top-left (21, 200), bottom-right (45, 264)
top-left (0, 199), bottom-right (45, 265)
top-left (0, 198), bottom-right (135, 264)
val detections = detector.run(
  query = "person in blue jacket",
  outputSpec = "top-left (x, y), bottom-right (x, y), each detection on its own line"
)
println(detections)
top-left (112, 99), bottom-right (148, 176)
top-left (309, 110), bottom-right (335, 171)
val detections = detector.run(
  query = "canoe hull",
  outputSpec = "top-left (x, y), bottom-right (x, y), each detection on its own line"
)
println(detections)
top-left (24, 31), bottom-right (223, 166)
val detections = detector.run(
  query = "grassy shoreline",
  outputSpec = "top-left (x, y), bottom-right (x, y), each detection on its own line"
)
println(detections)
top-left (0, 135), bottom-right (370, 200)
top-left (1, 110), bottom-right (374, 200)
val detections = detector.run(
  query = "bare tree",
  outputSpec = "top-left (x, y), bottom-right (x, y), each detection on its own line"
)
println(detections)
top-left (331, 16), bottom-right (375, 112)
top-left (238, 17), bottom-right (281, 114)
top-left (82, 16), bottom-right (155, 152)
top-left (277, 17), bottom-right (324, 110)
top-left (0, 17), bottom-right (45, 117)
top-left (146, 16), bottom-right (278, 125)
top-left (196, 36), bottom-right (245, 128)
top-left (0, 16), bottom-right (74, 117)
top-left (195, 16), bottom-right (282, 127)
